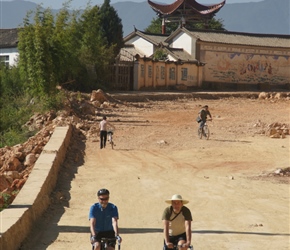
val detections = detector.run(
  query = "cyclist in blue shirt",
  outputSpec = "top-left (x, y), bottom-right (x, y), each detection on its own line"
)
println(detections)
top-left (89, 189), bottom-right (122, 250)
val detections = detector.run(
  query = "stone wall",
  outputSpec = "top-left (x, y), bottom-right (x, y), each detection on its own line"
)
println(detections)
top-left (0, 125), bottom-right (72, 250)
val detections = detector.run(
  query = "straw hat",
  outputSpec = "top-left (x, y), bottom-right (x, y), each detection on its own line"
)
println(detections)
top-left (165, 194), bottom-right (189, 204)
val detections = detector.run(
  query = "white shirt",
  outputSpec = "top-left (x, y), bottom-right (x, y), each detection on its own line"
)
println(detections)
top-left (99, 120), bottom-right (108, 131)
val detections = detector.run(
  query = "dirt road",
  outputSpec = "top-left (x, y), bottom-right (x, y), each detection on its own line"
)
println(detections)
top-left (21, 94), bottom-right (290, 250)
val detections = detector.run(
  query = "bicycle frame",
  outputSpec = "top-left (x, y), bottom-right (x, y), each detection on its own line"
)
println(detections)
top-left (198, 119), bottom-right (211, 140)
top-left (107, 130), bottom-right (114, 149)
top-left (164, 244), bottom-right (193, 250)
top-left (92, 237), bottom-right (120, 250)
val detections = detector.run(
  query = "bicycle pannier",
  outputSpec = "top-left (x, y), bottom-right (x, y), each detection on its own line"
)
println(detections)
top-left (196, 117), bottom-right (202, 123)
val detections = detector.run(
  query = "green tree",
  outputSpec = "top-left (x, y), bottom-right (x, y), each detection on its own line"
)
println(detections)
top-left (145, 17), bottom-right (178, 34)
top-left (195, 18), bottom-right (225, 30)
top-left (18, 7), bottom-right (56, 97)
top-left (145, 17), bottom-right (225, 34)
top-left (99, 0), bottom-right (124, 58)
top-left (78, 5), bottom-right (115, 90)
top-left (152, 49), bottom-right (168, 61)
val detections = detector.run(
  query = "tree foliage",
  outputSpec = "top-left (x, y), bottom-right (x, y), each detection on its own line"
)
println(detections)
top-left (145, 17), bottom-right (225, 34)
top-left (152, 49), bottom-right (168, 61)
top-left (99, 0), bottom-right (124, 58)
top-left (145, 18), bottom-right (178, 34)
top-left (17, 1), bottom-right (123, 94)
top-left (0, 1), bottom-right (124, 146)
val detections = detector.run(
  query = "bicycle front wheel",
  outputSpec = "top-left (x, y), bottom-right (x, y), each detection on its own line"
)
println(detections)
top-left (198, 128), bottom-right (202, 139)
top-left (203, 125), bottom-right (210, 139)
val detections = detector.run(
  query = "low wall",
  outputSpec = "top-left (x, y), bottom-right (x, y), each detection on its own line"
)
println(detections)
top-left (0, 125), bottom-right (73, 250)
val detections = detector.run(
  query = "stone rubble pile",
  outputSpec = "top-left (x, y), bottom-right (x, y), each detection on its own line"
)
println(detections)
top-left (254, 120), bottom-right (289, 138)
top-left (258, 91), bottom-right (290, 100)
top-left (0, 89), bottom-right (116, 209)
top-left (272, 167), bottom-right (290, 176)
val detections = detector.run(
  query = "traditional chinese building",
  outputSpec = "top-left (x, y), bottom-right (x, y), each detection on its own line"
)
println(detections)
top-left (148, 0), bottom-right (225, 34)
top-left (120, 27), bottom-right (290, 91)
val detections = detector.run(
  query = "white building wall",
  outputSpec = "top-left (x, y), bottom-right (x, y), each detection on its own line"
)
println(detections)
top-left (0, 47), bottom-right (19, 66)
top-left (170, 32), bottom-right (192, 55)
top-left (167, 54), bottom-right (175, 61)
top-left (127, 37), bottom-right (154, 56)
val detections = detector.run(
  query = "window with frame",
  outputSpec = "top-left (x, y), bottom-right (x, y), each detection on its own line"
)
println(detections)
top-left (169, 67), bottom-right (175, 80)
top-left (156, 66), bottom-right (159, 79)
top-left (140, 64), bottom-right (144, 77)
top-left (148, 65), bottom-right (152, 78)
top-left (161, 66), bottom-right (165, 79)
top-left (0, 55), bottom-right (9, 67)
top-left (181, 68), bottom-right (188, 80)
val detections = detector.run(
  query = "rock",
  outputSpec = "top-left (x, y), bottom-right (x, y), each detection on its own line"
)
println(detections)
top-left (24, 153), bottom-right (37, 166)
top-left (90, 89), bottom-right (108, 103)
top-left (79, 101), bottom-right (95, 115)
top-left (270, 133), bottom-right (281, 138)
top-left (101, 102), bottom-right (110, 108)
top-left (4, 171), bottom-right (21, 180)
top-left (5, 157), bottom-right (21, 171)
top-left (0, 175), bottom-right (10, 191)
top-left (91, 100), bottom-right (101, 107)
top-left (157, 140), bottom-right (168, 145)
top-left (258, 92), bottom-right (269, 99)
top-left (11, 178), bottom-right (26, 189)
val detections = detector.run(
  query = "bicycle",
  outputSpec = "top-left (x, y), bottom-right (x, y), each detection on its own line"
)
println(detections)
top-left (92, 237), bottom-right (121, 250)
top-left (107, 130), bottom-right (115, 149)
top-left (198, 119), bottom-right (211, 140)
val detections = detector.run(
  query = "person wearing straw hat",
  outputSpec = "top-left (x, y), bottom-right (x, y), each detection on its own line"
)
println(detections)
top-left (162, 194), bottom-right (192, 250)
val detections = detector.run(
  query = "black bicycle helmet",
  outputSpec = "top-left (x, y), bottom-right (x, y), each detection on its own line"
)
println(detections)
top-left (97, 188), bottom-right (110, 196)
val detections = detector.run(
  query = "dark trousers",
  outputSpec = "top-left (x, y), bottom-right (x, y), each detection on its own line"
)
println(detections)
top-left (100, 130), bottom-right (107, 149)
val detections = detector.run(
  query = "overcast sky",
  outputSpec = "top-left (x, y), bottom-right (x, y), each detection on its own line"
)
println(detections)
top-left (6, 0), bottom-right (264, 9)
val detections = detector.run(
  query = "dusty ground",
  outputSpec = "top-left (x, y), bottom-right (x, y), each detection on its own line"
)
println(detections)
top-left (21, 92), bottom-right (290, 250)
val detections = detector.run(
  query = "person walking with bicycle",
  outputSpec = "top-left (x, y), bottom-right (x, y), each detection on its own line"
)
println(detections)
top-left (89, 189), bottom-right (122, 250)
top-left (162, 194), bottom-right (192, 250)
top-left (198, 105), bottom-right (212, 130)
top-left (99, 116), bottom-right (115, 149)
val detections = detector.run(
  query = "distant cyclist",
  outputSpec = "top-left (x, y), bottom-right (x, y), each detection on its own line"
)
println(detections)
top-left (99, 116), bottom-right (115, 149)
top-left (198, 105), bottom-right (212, 129)
top-left (89, 189), bottom-right (122, 250)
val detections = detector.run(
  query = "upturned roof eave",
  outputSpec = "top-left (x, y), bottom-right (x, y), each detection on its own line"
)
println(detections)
top-left (148, 0), bottom-right (184, 15)
top-left (148, 0), bottom-right (226, 16)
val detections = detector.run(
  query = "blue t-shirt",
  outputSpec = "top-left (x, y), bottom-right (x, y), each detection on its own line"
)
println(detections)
top-left (89, 203), bottom-right (119, 232)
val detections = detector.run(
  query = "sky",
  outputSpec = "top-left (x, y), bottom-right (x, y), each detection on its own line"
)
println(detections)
top-left (5, 0), bottom-right (264, 9)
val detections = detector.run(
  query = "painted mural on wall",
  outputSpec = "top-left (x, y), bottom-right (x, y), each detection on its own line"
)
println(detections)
top-left (205, 51), bottom-right (290, 84)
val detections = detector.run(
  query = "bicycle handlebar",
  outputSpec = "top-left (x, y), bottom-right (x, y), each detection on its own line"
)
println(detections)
top-left (100, 237), bottom-right (121, 245)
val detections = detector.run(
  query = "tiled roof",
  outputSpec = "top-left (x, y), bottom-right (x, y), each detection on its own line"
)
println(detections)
top-left (119, 45), bottom-right (146, 61)
top-left (165, 47), bottom-right (196, 61)
top-left (148, 0), bottom-right (225, 16)
top-left (167, 28), bottom-right (290, 48)
top-left (0, 29), bottom-right (18, 48)
top-left (124, 29), bottom-right (168, 46)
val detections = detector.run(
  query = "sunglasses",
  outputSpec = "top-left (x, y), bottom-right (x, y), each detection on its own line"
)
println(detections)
top-left (99, 197), bottom-right (109, 201)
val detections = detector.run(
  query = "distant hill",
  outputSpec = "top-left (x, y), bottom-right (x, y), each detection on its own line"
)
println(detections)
top-left (0, 0), bottom-right (289, 36)
top-left (216, 0), bottom-right (290, 35)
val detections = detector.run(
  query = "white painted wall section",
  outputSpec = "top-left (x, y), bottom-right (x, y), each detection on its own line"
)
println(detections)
top-left (170, 32), bottom-right (192, 55)
top-left (128, 36), bottom-right (154, 56)
top-left (0, 47), bottom-right (19, 66)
